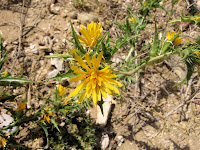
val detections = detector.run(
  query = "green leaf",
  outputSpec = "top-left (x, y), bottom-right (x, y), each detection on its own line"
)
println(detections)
top-left (70, 22), bottom-right (85, 54)
top-left (46, 69), bottom-right (76, 81)
top-left (38, 122), bottom-right (49, 147)
top-left (112, 35), bottom-right (136, 55)
top-left (51, 118), bottom-right (61, 133)
top-left (95, 32), bottom-right (109, 53)
top-left (0, 77), bottom-right (34, 86)
top-left (150, 23), bottom-right (159, 56)
top-left (45, 53), bottom-right (72, 59)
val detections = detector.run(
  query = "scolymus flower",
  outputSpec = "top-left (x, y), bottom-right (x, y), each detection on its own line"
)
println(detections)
top-left (17, 102), bottom-right (26, 112)
top-left (129, 17), bottom-right (135, 23)
top-left (77, 21), bottom-right (103, 47)
top-left (0, 138), bottom-right (7, 148)
top-left (68, 51), bottom-right (122, 106)
top-left (42, 108), bottom-right (53, 123)
top-left (166, 32), bottom-right (182, 45)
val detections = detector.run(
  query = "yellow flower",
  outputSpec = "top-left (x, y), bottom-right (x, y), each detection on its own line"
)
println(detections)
top-left (166, 32), bottom-right (182, 45)
top-left (58, 84), bottom-right (67, 97)
top-left (62, 97), bottom-right (71, 106)
top-left (1, 71), bottom-right (8, 77)
top-left (194, 51), bottom-right (200, 58)
top-left (68, 51), bottom-right (122, 107)
top-left (144, 1), bottom-right (148, 6)
top-left (129, 17), bottom-right (135, 23)
top-left (17, 102), bottom-right (26, 112)
top-left (77, 21), bottom-right (103, 47)
top-left (0, 138), bottom-right (7, 148)
top-left (42, 107), bottom-right (53, 123)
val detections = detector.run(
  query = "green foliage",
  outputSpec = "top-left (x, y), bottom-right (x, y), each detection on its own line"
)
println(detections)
top-left (169, 13), bottom-right (200, 26)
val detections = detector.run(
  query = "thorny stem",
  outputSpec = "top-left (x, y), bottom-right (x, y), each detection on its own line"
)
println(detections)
top-left (118, 51), bottom-right (173, 76)
top-left (125, 46), bottom-right (135, 61)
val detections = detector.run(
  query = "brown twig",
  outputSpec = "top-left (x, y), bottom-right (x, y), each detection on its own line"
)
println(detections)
top-left (9, 0), bottom-right (25, 72)
top-left (166, 84), bottom-right (200, 118)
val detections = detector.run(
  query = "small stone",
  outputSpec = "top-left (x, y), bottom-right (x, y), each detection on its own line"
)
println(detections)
top-left (197, 1), bottom-right (200, 8)
top-left (117, 135), bottom-right (124, 147)
top-left (96, 94), bottom-right (112, 126)
top-left (55, 7), bottom-right (60, 12)
top-left (54, 30), bottom-right (61, 34)
top-left (60, 10), bottom-right (68, 18)
top-left (64, 27), bottom-right (68, 31)
top-left (78, 13), bottom-right (98, 25)
top-left (101, 134), bottom-right (109, 149)
top-left (31, 48), bottom-right (38, 54)
top-left (48, 69), bottom-right (59, 78)
top-left (30, 44), bottom-right (36, 49)
top-left (29, 38), bottom-right (35, 42)
top-left (51, 56), bottom-right (64, 71)
top-left (69, 11), bottom-right (78, 19)
top-left (0, 113), bottom-right (17, 135)
top-left (3, 41), bottom-right (7, 47)
top-left (61, 77), bottom-right (69, 87)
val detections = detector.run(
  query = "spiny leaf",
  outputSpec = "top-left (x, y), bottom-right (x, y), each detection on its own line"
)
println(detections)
top-left (46, 69), bottom-right (76, 81)
top-left (38, 122), bottom-right (49, 148)
top-left (70, 22), bottom-right (85, 54)
top-left (0, 77), bottom-right (34, 86)
top-left (150, 23), bottom-right (159, 56)
top-left (51, 118), bottom-right (61, 133)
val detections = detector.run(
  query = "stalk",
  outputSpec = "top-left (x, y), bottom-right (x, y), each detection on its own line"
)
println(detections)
top-left (119, 51), bottom-right (173, 76)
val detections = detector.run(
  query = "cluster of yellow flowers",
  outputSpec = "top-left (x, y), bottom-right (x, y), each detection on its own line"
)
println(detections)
top-left (65, 21), bottom-right (122, 106)
top-left (166, 32), bottom-right (182, 45)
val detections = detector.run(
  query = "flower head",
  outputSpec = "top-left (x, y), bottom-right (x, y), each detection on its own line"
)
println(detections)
top-left (58, 84), bottom-right (67, 97)
top-left (129, 17), bottom-right (135, 23)
top-left (1, 71), bottom-right (9, 77)
top-left (42, 107), bottom-right (53, 123)
top-left (17, 102), bottom-right (26, 112)
top-left (194, 51), bottom-right (200, 58)
top-left (166, 32), bottom-right (182, 45)
top-left (77, 21), bottom-right (103, 47)
top-left (68, 51), bottom-right (122, 107)
top-left (0, 137), bottom-right (7, 148)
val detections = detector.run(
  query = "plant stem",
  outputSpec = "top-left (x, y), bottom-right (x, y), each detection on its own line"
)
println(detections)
top-left (125, 46), bottom-right (135, 61)
top-left (119, 52), bottom-right (173, 76)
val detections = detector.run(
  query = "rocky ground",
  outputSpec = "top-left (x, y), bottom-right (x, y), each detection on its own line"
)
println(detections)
top-left (1, 0), bottom-right (200, 149)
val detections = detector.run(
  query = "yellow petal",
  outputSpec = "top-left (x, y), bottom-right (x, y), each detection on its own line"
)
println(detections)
top-left (75, 54), bottom-right (90, 71)
top-left (95, 51), bottom-right (103, 69)
top-left (92, 88), bottom-right (97, 107)
top-left (58, 84), bottom-right (66, 97)
top-left (100, 86), bottom-right (107, 99)
top-left (68, 78), bottom-right (89, 98)
top-left (99, 66), bottom-right (110, 73)
top-left (92, 55), bottom-right (97, 69)
top-left (97, 86), bottom-right (101, 101)
top-left (85, 53), bottom-right (92, 68)
top-left (69, 74), bottom-right (88, 82)
top-left (104, 78), bottom-right (123, 87)
top-left (71, 66), bottom-right (86, 74)
top-left (103, 80), bottom-right (120, 94)
top-left (104, 86), bottom-right (113, 95)
top-left (86, 81), bottom-right (93, 98)
top-left (78, 90), bottom-right (87, 104)
top-left (101, 73), bottom-right (117, 78)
